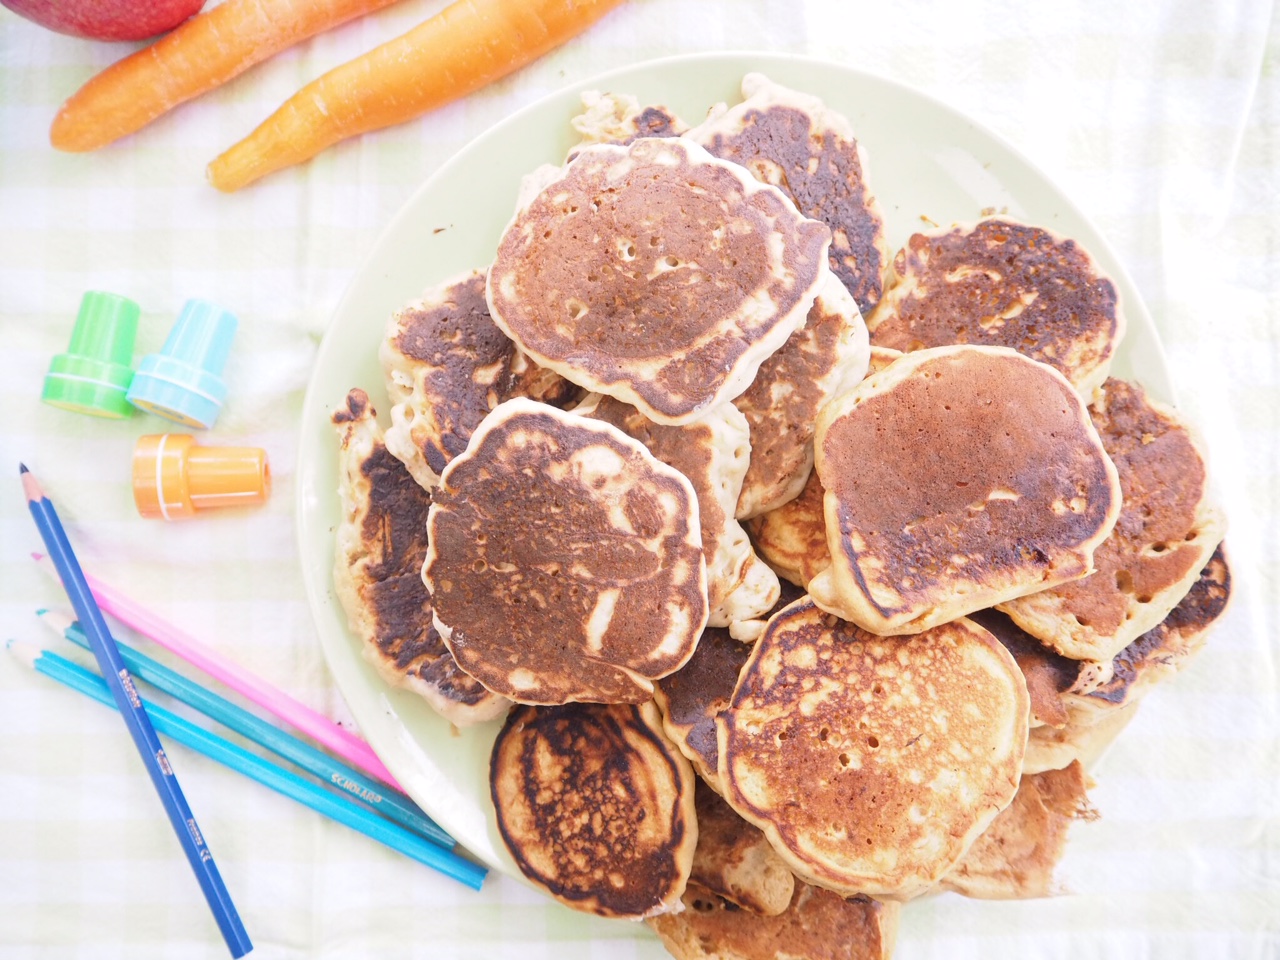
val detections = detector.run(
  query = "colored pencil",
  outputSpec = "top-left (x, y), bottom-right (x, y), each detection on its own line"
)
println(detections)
top-left (10, 642), bottom-right (487, 891)
top-left (33, 552), bottom-right (401, 791)
top-left (21, 465), bottom-right (253, 959)
top-left (40, 608), bottom-right (454, 851)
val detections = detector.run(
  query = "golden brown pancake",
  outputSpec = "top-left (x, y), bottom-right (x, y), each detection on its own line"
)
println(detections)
top-left (939, 761), bottom-right (1097, 899)
top-left (648, 880), bottom-right (900, 960)
top-left (732, 272), bottom-right (870, 520)
top-left (576, 393), bottom-right (778, 627)
top-left (654, 581), bottom-right (806, 789)
top-left (866, 218), bottom-right (1125, 395)
top-left (746, 468), bottom-right (829, 590)
top-left (568, 90), bottom-right (688, 158)
top-left (380, 270), bottom-right (575, 488)
top-left (999, 378), bottom-right (1226, 661)
top-left (424, 398), bottom-right (708, 704)
top-left (331, 389), bottom-right (509, 725)
top-left (487, 136), bottom-right (831, 424)
top-left (689, 73), bottom-right (890, 317)
top-left (811, 345), bottom-right (1122, 635)
top-left (718, 598), bottom-right (1029, 900)
top-left (490, 701), bottom-right (696, 919)
top-left (690, 779), bottom-right (795, 916)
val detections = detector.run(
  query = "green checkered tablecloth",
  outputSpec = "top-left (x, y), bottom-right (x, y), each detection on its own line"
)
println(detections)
top-left (1, 1), bottom-right (1277, 957)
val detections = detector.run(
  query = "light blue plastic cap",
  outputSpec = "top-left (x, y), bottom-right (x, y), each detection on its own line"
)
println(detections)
top-left (127, 299), bottom-right (238, 429)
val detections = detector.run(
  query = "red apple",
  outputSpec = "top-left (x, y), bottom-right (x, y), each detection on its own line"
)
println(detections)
top-left (0, 0), bottom-right (205, 41)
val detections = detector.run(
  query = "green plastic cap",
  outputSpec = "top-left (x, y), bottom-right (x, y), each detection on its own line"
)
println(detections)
top-left (42, 291), bottom-right (140, 419)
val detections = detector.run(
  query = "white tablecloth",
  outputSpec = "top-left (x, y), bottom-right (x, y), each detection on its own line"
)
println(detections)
top-left (1, 1), bottom-right (1277, 957)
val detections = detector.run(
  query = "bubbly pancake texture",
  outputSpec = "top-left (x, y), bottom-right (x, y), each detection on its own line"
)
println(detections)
top-left (425, 398), bottom-right (707, 704)
top-left (811, 345), bottom-right (1121, 635)
top-left (999, 378), bottom-right (1226, 662)
top-left (689, 73), bottom-right (890, 317)
top-left (866, 218), bottom-right (1124, 395)
top-left (380, 270), bottom-right (574, 488)
top-left (648, 879), bottom-right (900, 960)
top-left (733, 272), bottom-right (870, 520)
top-left (487, 136), bottom-right (831, 424)
top-left (331, 390), bottom-right (509, 726)
top-left (690, 779), bottom-right (796, 916)
top-left (490, 701), bottom-right (696, 919)
top-left (718, 599), bottom-right (1029, 900)
top-left (576, 393), bottom-right (778, 628)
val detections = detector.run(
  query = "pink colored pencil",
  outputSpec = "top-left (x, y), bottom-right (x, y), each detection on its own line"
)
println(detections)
top-left (34, 552), bottom-right (401, 791)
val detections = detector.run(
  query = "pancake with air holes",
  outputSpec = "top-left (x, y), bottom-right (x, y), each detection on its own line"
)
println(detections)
top-left (648, 880), bottom-right (900, 960)
top-left (732, 272), bottom-right (870, 520)
top-left (810, 345), bottom-right (1122, 636)
top-left (717, 598), bottom-right (1029, 900)
top-left (938, 760), bottom-right (1097, 900)
top-left (688, 73), bottom-right (890, 318)
top-left (998, 378), bottom-right (1226, 662)
top-left (490, 700), bottom-right (697, 919)
top-left (654, 581), bottom-right (806, 790)
top-left (576, 393), bottom-right (778, 628)
top-left (486, 136), bottom-right (831, 425)
top-left (424, 398), bottom-right (708, 704)
top-left (865, 217), bottom-right (1125, 396)
top-left (379, 270), bottom-right (575, 489)
top-left (688, 779), bottom-right (795, 917)
top-left (568, 90), bottom-right (688, 159)
top-left (330, 389), bottom-right (509, 726)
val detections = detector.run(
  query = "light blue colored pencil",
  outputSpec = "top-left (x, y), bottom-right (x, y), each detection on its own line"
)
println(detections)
top-left (10, 641), bottom-right (488, 892)
top-left (39, 608), bottom-right (453, 851)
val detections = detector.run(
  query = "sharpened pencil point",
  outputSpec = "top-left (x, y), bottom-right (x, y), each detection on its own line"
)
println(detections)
top-left (19, 463), bottom-right (29, 474)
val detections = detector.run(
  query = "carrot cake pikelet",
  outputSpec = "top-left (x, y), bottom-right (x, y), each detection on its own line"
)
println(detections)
top-left (568, 90), bottom-right (688, 160)
top-left (424, 398), bottom-right (707, 704)
top-left (718, 598), bottom-right (1029, 901)
top-left (331, 389), bottom-right (509, 726)
top-left (866, 217), bottom-right (1126, 396)
top-left (486, 136), bottom-right (830, 425)
top-left (810, 345), bottom-right (1121, 635)
top-left (490, 701), bottom-right (697, 919)
top-left (688, 779), bottom-right (795, 917)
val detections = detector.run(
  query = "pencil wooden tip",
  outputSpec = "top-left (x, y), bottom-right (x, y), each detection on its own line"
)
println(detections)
top-left (20, 467), bottom-right (42, 502)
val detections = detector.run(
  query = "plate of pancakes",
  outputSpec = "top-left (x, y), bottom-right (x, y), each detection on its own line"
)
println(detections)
top-left (298, 51), bottom-right (1229, 956)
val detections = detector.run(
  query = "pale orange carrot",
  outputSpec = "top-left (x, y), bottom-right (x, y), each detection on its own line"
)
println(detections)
top-left (50, 0), bottom-right (405, 153)
top-left (206, 0), bottom-right (627, 192)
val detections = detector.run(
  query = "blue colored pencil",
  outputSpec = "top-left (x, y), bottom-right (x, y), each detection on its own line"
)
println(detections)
top-left (21, 464), bottom-right (253, 959)
top-left (40, 608), bottom-right (453, 850)
top-left (10, 642), bottom-right (488, 892)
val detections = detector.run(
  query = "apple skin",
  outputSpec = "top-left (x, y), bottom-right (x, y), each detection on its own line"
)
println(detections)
top-left (0, 0), bottom-right (205, 41)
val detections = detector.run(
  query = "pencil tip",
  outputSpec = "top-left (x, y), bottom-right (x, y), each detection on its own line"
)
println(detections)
top-left (19, 463), bottom-right (29, 474)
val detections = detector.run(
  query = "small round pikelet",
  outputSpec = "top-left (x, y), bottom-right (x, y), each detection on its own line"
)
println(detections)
top-left (865, 217), bottom-right (1125, 396)
top-left (717, 599), bottom-right (1030, 901)
top-left (424, 397), bottom-right (708, 704)
top-left (490, 701), bottom-right (697, 919)
top-left (810, 345), bottom-right (1122, 635)
top-left (486, 136), bottom-right (831, 425)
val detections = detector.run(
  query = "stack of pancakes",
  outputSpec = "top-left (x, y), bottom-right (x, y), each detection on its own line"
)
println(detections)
top-left (331, 73), bottom-right (1229, 959)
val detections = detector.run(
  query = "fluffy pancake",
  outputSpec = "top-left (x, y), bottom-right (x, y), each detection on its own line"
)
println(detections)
top-left (718, 598), bottom-right (1029, 900)
top-left (380, 270), bottom-right (575, 489)
top-left (866, 218), bottom-right (1125, 396)
top-left (490, 701), bottom-right (696, 919)
top-left (733, 272), bottom-right (870, 520)
top-left (569, 90), bottom-right (687, 158)
top-left (486, 136), bottom-right (831, 424)
top-left (425, 398), bottom-right (708, 704)
top-left (998, 378), bottom-right (1226, 661)
top-left (648, 882), bottom-right (900, 960)
top-left (690, 779), bottom-right (796, 916)
top-left (576, 393), bottom-right (778, 627)
top-left (654, 581), bottom-right (806, 789)
top-left (745, 467), bottom-right (829, 589)
top-left (810, 345), bottom-right (1122, 635)
top-left (689, 73), bottom-right (890, 317)
top-left (331, 389), bottom-right (509, 725)
top-left (939, 761), bottom-right (1096, 899)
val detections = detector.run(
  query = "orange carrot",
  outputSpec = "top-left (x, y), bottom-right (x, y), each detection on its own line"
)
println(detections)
top-left (206, 0), bottom-right (627, 192)
top-left (50, 0), bottom-right (405, 153)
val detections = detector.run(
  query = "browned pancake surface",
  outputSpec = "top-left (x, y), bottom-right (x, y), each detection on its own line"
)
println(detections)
top-left (868, 218), bottom-right (1122, 393)
top-left (746, 468), bottom-right (830, 588)
top-left (491, 701), bottom-right (696, 918)
top-left (425, 399), bottom-right (707, 704)
top-left (690, 779), bottom-right (795, 916)
top-left (968, 608), bottom-right (1081, 729)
